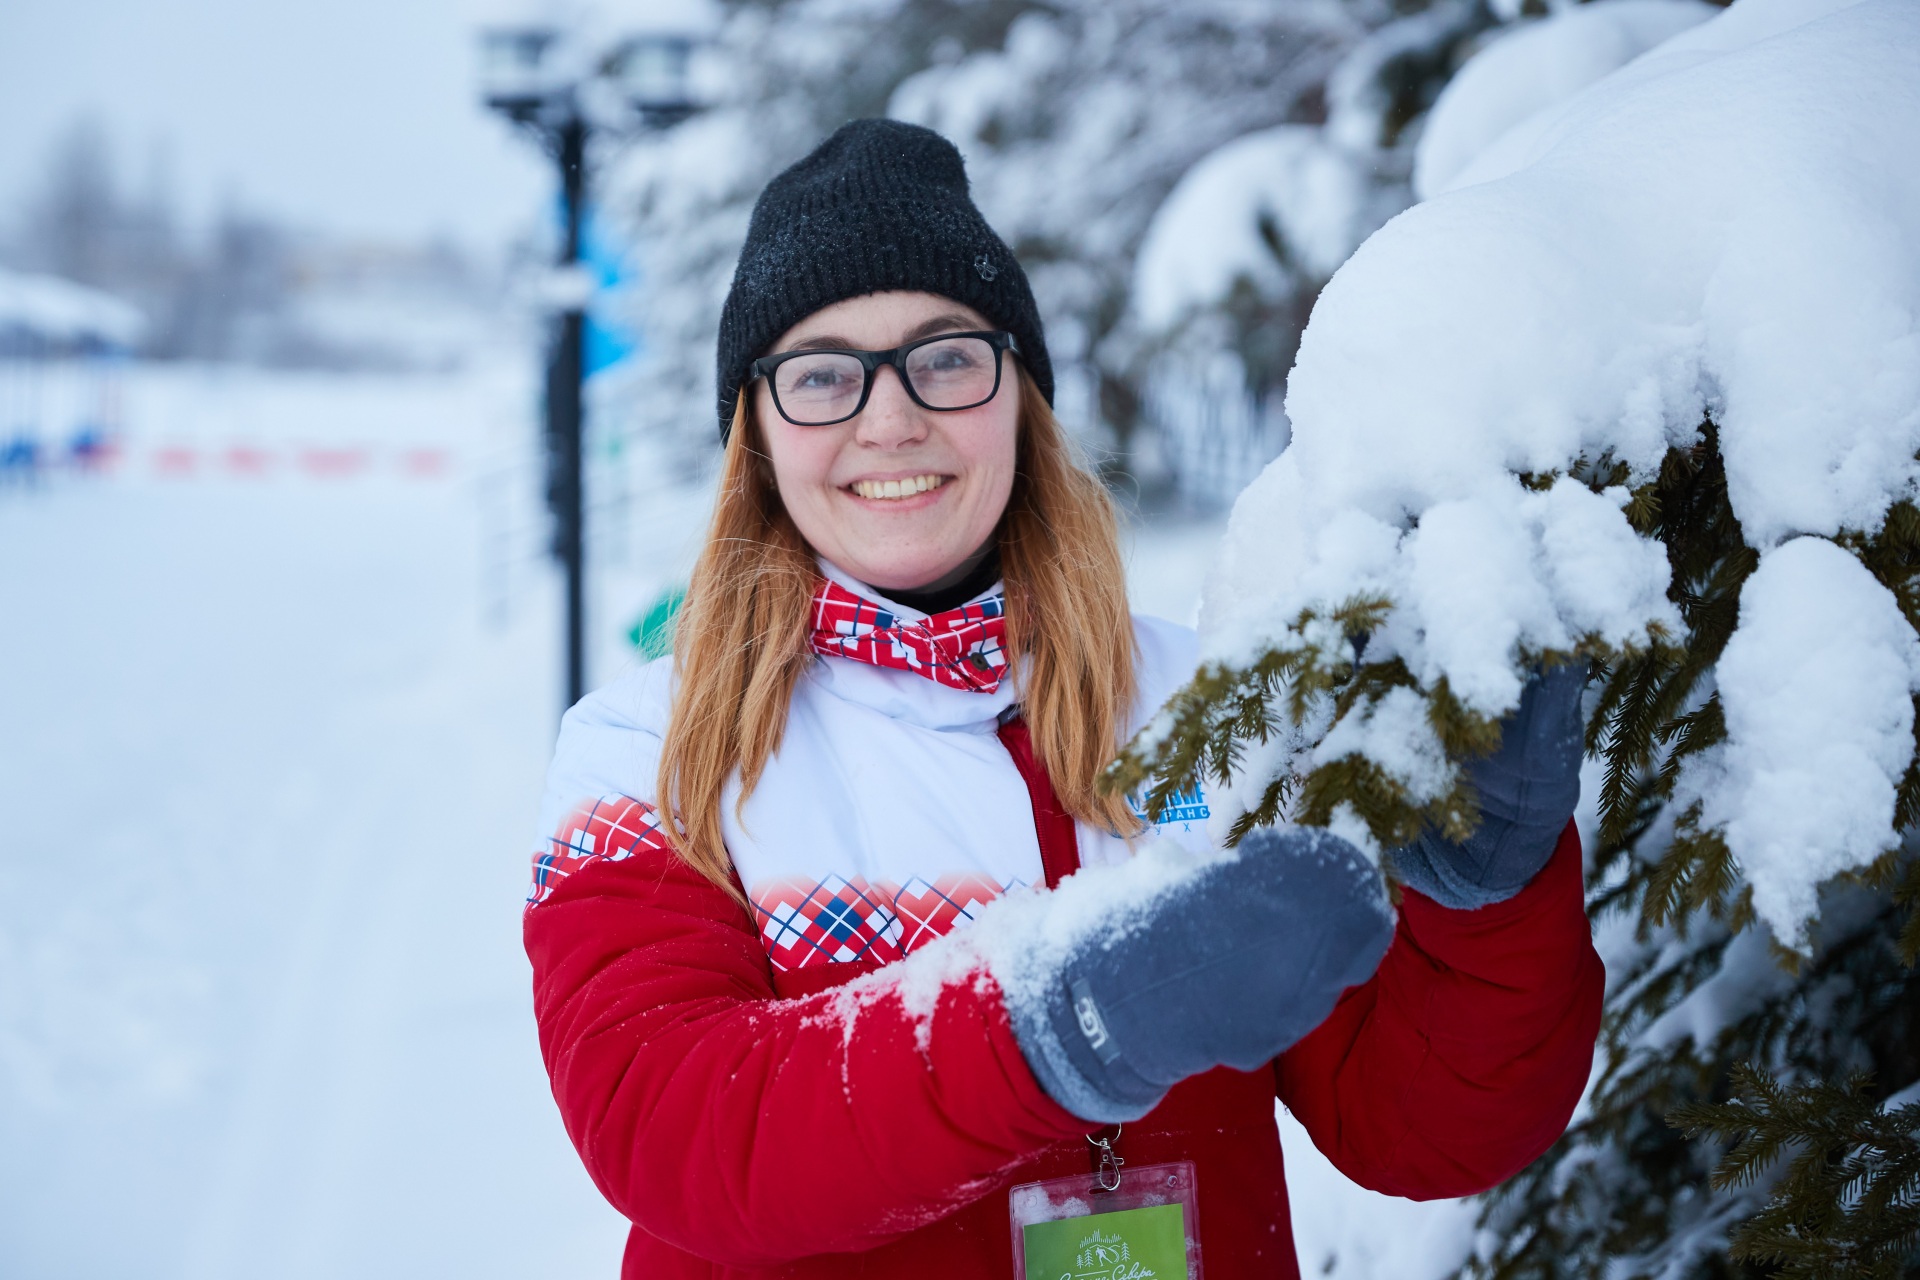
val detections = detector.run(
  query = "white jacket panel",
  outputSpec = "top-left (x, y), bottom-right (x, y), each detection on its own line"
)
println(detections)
top-left (532, 612), bottom-right (1214, 964)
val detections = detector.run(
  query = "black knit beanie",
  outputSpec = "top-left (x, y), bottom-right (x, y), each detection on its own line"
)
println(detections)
top-left (715, 118), bottom-right (1053, 441)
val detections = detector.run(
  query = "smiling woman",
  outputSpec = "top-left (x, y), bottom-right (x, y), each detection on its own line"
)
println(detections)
top-left (520, 118), bottom-right (1602, 1280)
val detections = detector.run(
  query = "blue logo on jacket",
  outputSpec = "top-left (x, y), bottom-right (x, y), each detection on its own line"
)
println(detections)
top-left (1130, 784), bottom-right (1210, 828)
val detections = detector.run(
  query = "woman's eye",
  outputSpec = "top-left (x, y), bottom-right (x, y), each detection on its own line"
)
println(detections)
top-left (794, 365), bottom-right (850, 389)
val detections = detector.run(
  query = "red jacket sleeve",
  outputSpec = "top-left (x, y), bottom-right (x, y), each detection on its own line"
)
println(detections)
top-left (523, 825), bottom-right (1084, 1267)
top-left (1275, 821), bottom-right (1602, 1199)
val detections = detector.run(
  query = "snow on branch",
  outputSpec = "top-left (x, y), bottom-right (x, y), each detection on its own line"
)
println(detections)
top-left (1109, 0), bottom-right (1920, 952)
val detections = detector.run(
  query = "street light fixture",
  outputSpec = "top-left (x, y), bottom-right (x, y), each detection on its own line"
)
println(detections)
top-left (606, 35), bottom-right (700, 127)
top-left (479, 24), bottom-right (705, 709)
top-left (479, 26), bottom-right (565, 121)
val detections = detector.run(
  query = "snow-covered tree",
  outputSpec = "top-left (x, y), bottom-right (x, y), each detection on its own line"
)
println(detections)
top-left (1122, 0), bottom-right (1513, 504)
top-left (1108, 1), bottom-right (1920, 1273)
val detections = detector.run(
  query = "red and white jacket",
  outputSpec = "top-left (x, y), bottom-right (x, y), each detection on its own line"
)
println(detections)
top-left (524, 564), bottom-right (1604, 1278)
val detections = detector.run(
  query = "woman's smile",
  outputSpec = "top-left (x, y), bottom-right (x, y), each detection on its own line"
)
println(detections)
top-left (844, 472), bottom-right (952, 503)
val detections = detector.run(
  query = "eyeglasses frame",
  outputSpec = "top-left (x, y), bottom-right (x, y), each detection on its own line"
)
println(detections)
top-left (747, 329), bottom-right (1020, 427)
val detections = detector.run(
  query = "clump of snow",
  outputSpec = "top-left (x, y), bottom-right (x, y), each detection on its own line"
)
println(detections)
top-left (1688, 539), bottom-right (1920, 948)
top-left (1132, 126), bottom-right (1371, 331)
top-left (1210, 470), bottom-right (1676, 715)
top-left (1007, 1183), bottom-right (1092, 1224)
top-left (1201, 0), bottom-right (1920, 948)
top-left (1321, 804), bottom-right (1385, 869)
top-left (1413, 0), bottom-right (1716, 201)
top-left (828, 835), bottom-right (1227, 1055)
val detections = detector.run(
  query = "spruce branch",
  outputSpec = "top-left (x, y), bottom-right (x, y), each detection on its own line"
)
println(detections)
top-left (1672, 1064), bottom-right (1920, 1279)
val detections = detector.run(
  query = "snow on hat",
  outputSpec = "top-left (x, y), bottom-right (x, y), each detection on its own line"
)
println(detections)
top-left (714, 118), bottom-right (1053, 441)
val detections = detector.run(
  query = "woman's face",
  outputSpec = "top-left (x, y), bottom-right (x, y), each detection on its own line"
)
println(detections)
top-left (755, 291), bottom-right (1020, 593)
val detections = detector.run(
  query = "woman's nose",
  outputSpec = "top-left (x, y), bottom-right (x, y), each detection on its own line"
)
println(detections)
top-left (854, 365), bottom-right (929, 447)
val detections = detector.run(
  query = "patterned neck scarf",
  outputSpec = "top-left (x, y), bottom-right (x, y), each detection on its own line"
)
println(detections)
top-left (808, 577), bottom-right (1010, 693)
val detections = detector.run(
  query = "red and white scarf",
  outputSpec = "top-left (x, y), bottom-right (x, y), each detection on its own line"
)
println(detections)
top-left (807, 577), bottom-right (1009, 693)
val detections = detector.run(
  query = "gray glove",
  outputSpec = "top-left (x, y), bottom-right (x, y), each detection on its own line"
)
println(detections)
top-left (1388, 661), bottom-right (1587, 910)
top-left (1001, 827), bottom-right (1395, 1124)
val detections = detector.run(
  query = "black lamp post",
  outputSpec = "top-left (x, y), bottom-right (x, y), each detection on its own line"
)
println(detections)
top-left (481, 24), bottom-right (702, 708)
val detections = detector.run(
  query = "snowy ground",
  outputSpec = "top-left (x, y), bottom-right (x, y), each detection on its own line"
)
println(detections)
top-left (0, 360), bottom-right (1467, 1278)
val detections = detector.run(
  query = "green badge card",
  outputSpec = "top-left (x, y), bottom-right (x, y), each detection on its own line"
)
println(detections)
top-left (1021, 1203), bottom-right (1187, 1279)
top-left (1010, 1160), bottom-right (1200, 1280)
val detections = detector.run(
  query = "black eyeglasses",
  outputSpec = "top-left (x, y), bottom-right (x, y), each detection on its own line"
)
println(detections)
top-left (748, 330), bottom-right (1019, 427)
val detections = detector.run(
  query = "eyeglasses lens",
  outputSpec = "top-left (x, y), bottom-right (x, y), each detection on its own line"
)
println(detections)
top-left (902, 337), bottom-right (998, 409)
top-left (773, 353), bottom-right (867, 425)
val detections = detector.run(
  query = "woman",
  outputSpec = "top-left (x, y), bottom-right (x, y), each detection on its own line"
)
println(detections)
top-left (525, 119), bottom-right (1603, 1279)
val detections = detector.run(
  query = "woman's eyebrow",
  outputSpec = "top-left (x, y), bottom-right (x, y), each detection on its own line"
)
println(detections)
top-left (900, 314), bottom-right (978, 342)
top-left (902, 314), bottom-right (983, 339)
top-left (785, 314), bottom-right (978, 353)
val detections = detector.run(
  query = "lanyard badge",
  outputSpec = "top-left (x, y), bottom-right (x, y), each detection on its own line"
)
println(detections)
top-left (1009, 1131), bottom-right (1201, 1279)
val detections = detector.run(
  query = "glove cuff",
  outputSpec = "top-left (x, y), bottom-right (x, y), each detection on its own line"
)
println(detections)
top-left (1004, 970), bottom-right (1166, 1124)
top-left (1388, 831), bottom-right (1525, 910)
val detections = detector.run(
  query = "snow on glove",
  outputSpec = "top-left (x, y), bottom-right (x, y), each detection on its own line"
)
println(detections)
top-left (1389, 660), bottom-right (1587, 911)
top-left (997, 827), bottom-right (1395, 1124)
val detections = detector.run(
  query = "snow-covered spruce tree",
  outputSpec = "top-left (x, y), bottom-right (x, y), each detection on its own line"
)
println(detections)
top-left (1106, 2), bottom-right (1920, 1274)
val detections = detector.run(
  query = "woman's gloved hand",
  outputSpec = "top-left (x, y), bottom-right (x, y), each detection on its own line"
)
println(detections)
top-left (998, 827), bottom-right (1395, 1124)
top-left (1388, 660), bottom-right (1587, 911)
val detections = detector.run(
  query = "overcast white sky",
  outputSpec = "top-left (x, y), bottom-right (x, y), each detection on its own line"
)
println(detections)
top-left (0, 0), bottom-right (710, 253)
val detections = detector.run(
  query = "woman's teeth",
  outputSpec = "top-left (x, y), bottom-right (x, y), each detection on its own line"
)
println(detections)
top-left (850, 474), bottom-right (946, 501)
